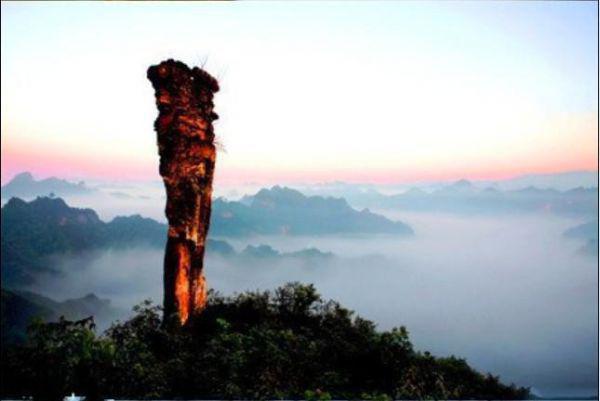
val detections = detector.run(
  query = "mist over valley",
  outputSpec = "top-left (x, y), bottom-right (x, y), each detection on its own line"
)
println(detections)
top-left (1, 172), bottom-right (597, 396)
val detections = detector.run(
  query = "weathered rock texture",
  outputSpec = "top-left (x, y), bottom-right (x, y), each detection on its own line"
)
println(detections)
top-left (147, 59), bottom-right (219, 324)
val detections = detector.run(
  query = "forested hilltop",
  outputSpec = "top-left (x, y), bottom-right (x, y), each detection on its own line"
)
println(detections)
top-left (1, 283), bottom-right (530, 401)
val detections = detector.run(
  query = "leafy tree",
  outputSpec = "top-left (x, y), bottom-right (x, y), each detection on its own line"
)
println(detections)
top-left (2, 316), bottom-right (113, 401)
top-left (1, 283), bottom-right (530, 401)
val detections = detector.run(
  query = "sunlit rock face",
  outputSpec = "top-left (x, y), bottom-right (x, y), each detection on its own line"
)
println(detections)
top-left (147, 59), bottom-right (219, 324)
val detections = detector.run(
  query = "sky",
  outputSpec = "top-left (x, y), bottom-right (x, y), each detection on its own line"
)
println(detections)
top-left (1, 1), bottom-right (598, 186)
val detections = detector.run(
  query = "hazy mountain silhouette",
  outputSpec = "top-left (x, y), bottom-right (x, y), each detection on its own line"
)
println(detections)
top-left (1, 288), bottom-right (124, 344)
top-left (289, 171), bottom-right (599, 208)
top-left (1, 172), bottom-right (94, 199)
top-left (327, 180), bottom-right (598, 216)
top-left (0, 197), bottom-right (232, 286)
top-left (564, 220), bottom-right (598, 240)
top-left (564, 220), bottom-right (598, 257)
top-left (213, 186), bottom-right (414, 236)
top-left (492, 170), bottom-right (598, 191)
top-left (1, 196), bottom-right (343, 287)
top-left (240, 244), bottom-right (334, 260)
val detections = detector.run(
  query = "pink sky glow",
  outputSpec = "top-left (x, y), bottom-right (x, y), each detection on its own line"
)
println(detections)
top-left (2, 142), bottom-right (597, 187)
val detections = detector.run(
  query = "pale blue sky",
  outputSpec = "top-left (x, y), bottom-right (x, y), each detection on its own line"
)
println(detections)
top-left (1, 1), bottom-right (597, 184)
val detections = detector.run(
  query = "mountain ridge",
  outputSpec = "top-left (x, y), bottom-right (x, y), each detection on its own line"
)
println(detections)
top-left (1, 288), bottom-right (124, 344)
top-left (0, 196), bottom-right (233, 286)
top-left (215, 186), bottom-right (414, 236)
top-left (1, 196), bottom-right (347, 287)
top-left (1, 172), bottom-right (94, 199)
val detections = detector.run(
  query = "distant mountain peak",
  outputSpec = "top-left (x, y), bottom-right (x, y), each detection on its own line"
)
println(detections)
top-left (11, 172), bottom-right (35, 182)
top-left (1, 171), bottom-right (93, 199)
top-left (82, 293), bottom-right (101, 301)
top-left (434, 179), bottom-right (475, 195)
top-left (33, 195), bottom-right (69, 207)
top-left (3, 197), bottom-right (28, 207)
top-left (212, 186), bottom-right (413, 236)
top-left (2, 196), bottom-right (102, 229)
top-left (257, 186), bottom-right (304, 198)
top-left (4, 195), bottom-right (70, 212)
top-left (241, 244), bottom-right (280, 258)
top-left (251, 186), bottom-right (350, 209)
top-left (451, 179), bottom-right (473, 188)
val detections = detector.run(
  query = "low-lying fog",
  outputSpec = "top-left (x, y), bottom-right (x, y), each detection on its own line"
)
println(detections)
top-left (27, 211), bottom-right (597, 397)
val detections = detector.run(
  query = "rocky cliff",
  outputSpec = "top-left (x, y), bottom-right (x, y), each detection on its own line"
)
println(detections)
top-left (147, 59), bottom-right (219, 324)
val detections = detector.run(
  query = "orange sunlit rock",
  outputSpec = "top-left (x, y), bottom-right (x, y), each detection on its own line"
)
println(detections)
top-left (147, 59), bottom-right (219, 325)
top-left (174, 243), bottom-right (191, 324)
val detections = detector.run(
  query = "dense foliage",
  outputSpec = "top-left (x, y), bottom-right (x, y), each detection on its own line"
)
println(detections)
top-left (1, 283), bottom-right (529, 401)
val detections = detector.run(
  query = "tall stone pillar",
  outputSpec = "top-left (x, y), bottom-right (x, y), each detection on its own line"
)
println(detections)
top-left (147, 59), bottom-right (219, 324)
